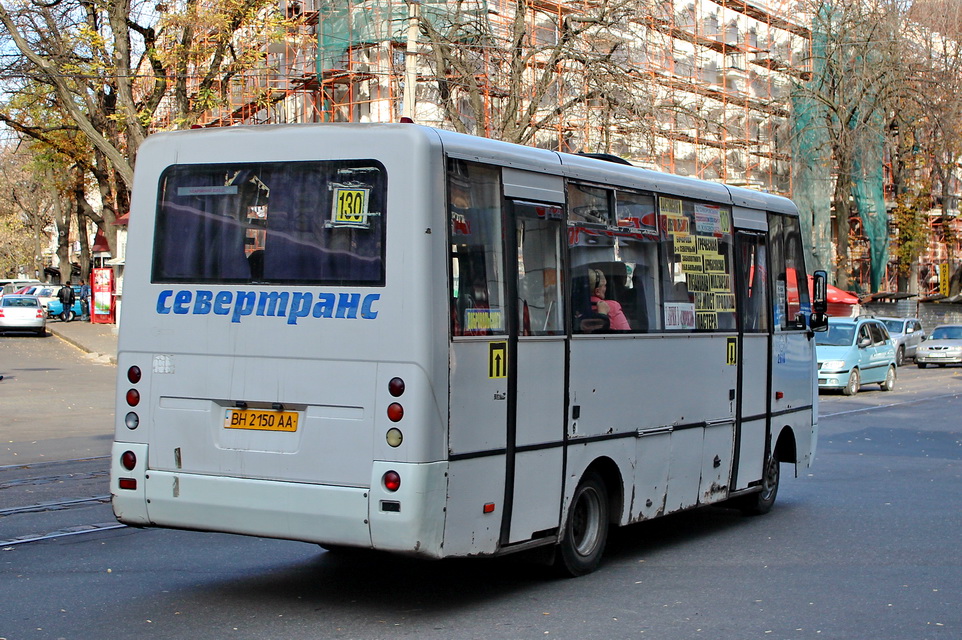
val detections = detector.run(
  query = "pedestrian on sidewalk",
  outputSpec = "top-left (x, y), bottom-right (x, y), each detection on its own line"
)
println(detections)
top-left (58, 282), bottom-right (76, 322)
top-left (79, 280), bottom-right (91, 321)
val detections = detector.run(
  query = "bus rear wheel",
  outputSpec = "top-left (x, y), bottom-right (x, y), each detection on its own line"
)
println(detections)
top-left (556, 471), bottom-right (609, 577)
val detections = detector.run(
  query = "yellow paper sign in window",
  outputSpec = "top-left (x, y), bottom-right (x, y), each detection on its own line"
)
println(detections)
top-left (332, 187), bottom-right (370, 228)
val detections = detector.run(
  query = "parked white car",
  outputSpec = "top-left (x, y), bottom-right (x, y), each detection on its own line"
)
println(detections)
top-left (0, 295), bottom-right (47, 336)
top-left (915, 324), bottom-right (962, 368)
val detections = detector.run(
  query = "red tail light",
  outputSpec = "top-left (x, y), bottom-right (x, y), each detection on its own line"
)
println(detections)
top-left (382, 470), bottom-right (401, 492)
top-left (126, 389), bottom-right (140, 406)
top-left (387, 402), bottom-right (403, 422)
top-left (127, 366), bottom-right (142, 384)
top-left (121, 450), bottom-right (137, 471)
top-left (388, 377), bottom-right (405, 397)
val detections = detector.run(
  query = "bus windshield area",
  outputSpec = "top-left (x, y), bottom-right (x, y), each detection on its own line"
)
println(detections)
top-left (152, 160), bottom-right (386, 286)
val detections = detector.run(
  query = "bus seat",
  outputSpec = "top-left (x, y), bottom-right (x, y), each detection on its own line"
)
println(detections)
top-left (572, 268), bottom-right (610, 333)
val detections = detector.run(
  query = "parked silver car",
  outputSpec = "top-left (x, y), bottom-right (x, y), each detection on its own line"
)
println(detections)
top-left (0, 295), bottom-right (47, 335)
top-left (876, 316), bottom-right (926, 366)
top-left (915, 324), bottom-right (962, 368)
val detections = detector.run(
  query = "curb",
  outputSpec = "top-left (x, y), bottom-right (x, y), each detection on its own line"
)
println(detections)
top-left (48, 326), bottom-right (118, 365)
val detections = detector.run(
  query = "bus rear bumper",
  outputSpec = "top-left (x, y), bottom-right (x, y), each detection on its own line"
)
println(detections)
top-left (141, 470), bottom-right (374, 546)
top-left (110, 443), bottom-right (449, 555)
top-left (111, 441), bottom-right (372, 547)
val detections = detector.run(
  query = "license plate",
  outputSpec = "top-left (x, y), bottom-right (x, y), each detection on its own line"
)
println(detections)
top-left (224, 408), bottom-right (298, 432)
top-left (929, 352), bottom-right (946, 358)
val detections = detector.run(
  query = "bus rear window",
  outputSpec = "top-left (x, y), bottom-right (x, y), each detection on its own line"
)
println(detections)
top-left (152, 160), bottom-right (386, 286)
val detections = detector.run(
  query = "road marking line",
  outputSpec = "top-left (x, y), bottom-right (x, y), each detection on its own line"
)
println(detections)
top-left (820, 392), bottom-right (962, 418)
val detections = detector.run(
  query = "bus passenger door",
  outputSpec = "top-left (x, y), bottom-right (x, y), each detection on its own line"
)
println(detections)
top-left (767, 213), bottom-right (817, 470)
top-left (504, 199), bottom-right (567, 545)
top-left (733, 230), bottom-right (771, 490)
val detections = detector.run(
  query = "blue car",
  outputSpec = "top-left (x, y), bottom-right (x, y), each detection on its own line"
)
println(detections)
top-left (816, 316), bottom-right (897, 395)
top-left (46, 285), bottom-right (85, 321)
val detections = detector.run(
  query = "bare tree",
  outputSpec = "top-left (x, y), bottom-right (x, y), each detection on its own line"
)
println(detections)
top-left (0, 0), bottom-right (294, 256)
top-left (414, 0), bottom-right (657, 152)
top-left (0, 144), bottom-right (61, 279)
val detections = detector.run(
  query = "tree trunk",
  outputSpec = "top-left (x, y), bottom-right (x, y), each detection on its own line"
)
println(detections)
top-left (832, 171), bottom-right (852, 291)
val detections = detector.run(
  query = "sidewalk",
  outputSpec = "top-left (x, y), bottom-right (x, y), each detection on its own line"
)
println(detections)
top-left (47, 319), bottom-right (118, 364)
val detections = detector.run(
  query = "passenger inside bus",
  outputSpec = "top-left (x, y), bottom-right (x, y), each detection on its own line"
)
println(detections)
top-left (588, 268), bottom-right (631, 331)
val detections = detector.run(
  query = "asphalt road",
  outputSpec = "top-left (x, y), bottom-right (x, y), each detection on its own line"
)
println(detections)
top-left (1, 334), bottom-right (960, 640)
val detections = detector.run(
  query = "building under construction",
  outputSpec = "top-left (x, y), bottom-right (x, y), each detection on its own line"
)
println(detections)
top-left (199, 0), bottom-right (807, 188)
top-left (188, 0), bottom-right (960, 293)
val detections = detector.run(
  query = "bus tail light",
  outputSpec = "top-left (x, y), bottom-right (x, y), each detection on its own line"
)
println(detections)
top-left (387, 402), bottom-right (403, 422)
top-left (127, 365), bottom-right (142, 384)
top-left (388, 377), bottom-right (405, 397)
top-left (125, 388), bottom-right (140, 407)
top-left (121, 450), bottom-right (137, 471)
top-left (382, 470), bottom-right (401, 492)
top-left (118, 478), bottom-right (137, 490)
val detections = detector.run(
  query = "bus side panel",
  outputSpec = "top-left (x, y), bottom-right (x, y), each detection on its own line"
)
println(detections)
top-left (665, 428), bottom-right (703, 511)
top-left (449, 342), bottom-right (508, 455)
top-left (562, 438), bottom-right (635, 525)
top-left (735, 334), bottom-right (770, 489)
top-left (735, 419), bottom-right (766, 489)
top-left (772, 333), bottom-right (817, 468)
top-left (443, 458), bottom-right (506, 555)
top-left (510, 339), bottom-right (565, 543)
top-left (633, 432), bottom-right (671, 520)
top-left (510, 449), bottom-right (563, 541)
top-left (569, 335), bottom-right (737, 517)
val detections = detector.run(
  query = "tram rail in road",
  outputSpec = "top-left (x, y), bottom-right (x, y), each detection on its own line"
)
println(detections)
top-left (0, 455), bottom-right (124, 546)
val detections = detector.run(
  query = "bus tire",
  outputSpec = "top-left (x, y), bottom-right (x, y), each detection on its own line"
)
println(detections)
top-left (739, 453), bottom-right (779, 516)
top-left (842, 368), bottom-right (860, 396)
top-left (556, 471), bottom-right (609, 577)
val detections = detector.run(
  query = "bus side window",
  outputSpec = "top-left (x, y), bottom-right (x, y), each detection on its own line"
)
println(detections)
top-left (514, 203), bottom-right (564, 336)
top-left (735, 233), bottom-right (770, 333)
top-left (658, 196), bottom-right (736, 331)
top-left (449, 160), bottom-right (505, 337)
top-left (768, 213), bottom-right (811, 331)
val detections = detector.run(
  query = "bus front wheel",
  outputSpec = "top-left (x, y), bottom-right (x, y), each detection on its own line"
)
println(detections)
top-left (556, 471), bottom-right (609, 577)
top-left (738, 453), bottom-right (780, 515)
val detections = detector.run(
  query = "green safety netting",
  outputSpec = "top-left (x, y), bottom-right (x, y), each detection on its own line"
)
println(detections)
top-left (852, 114), bottom-right (888, 292)
top-left (791, 4), bottom-right (889, 292)
top-left (790, 85), bottom-right (832, 276)
top-left (790, 5), bottom-right (832, 278)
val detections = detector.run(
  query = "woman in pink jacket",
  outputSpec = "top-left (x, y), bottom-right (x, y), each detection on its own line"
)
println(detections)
top-left (589, 268), bottom-right (631, 331)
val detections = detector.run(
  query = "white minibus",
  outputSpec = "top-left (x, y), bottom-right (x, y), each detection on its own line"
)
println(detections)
top-left (112, 123), bottom-right (827, 575)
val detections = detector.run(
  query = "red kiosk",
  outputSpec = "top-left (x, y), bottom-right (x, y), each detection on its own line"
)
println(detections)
top-left (91, 267), bottom-right (115, 324)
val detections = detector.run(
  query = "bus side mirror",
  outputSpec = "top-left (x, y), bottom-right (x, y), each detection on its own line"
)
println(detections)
top-left (810, 270), bottom-right (828, 332)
